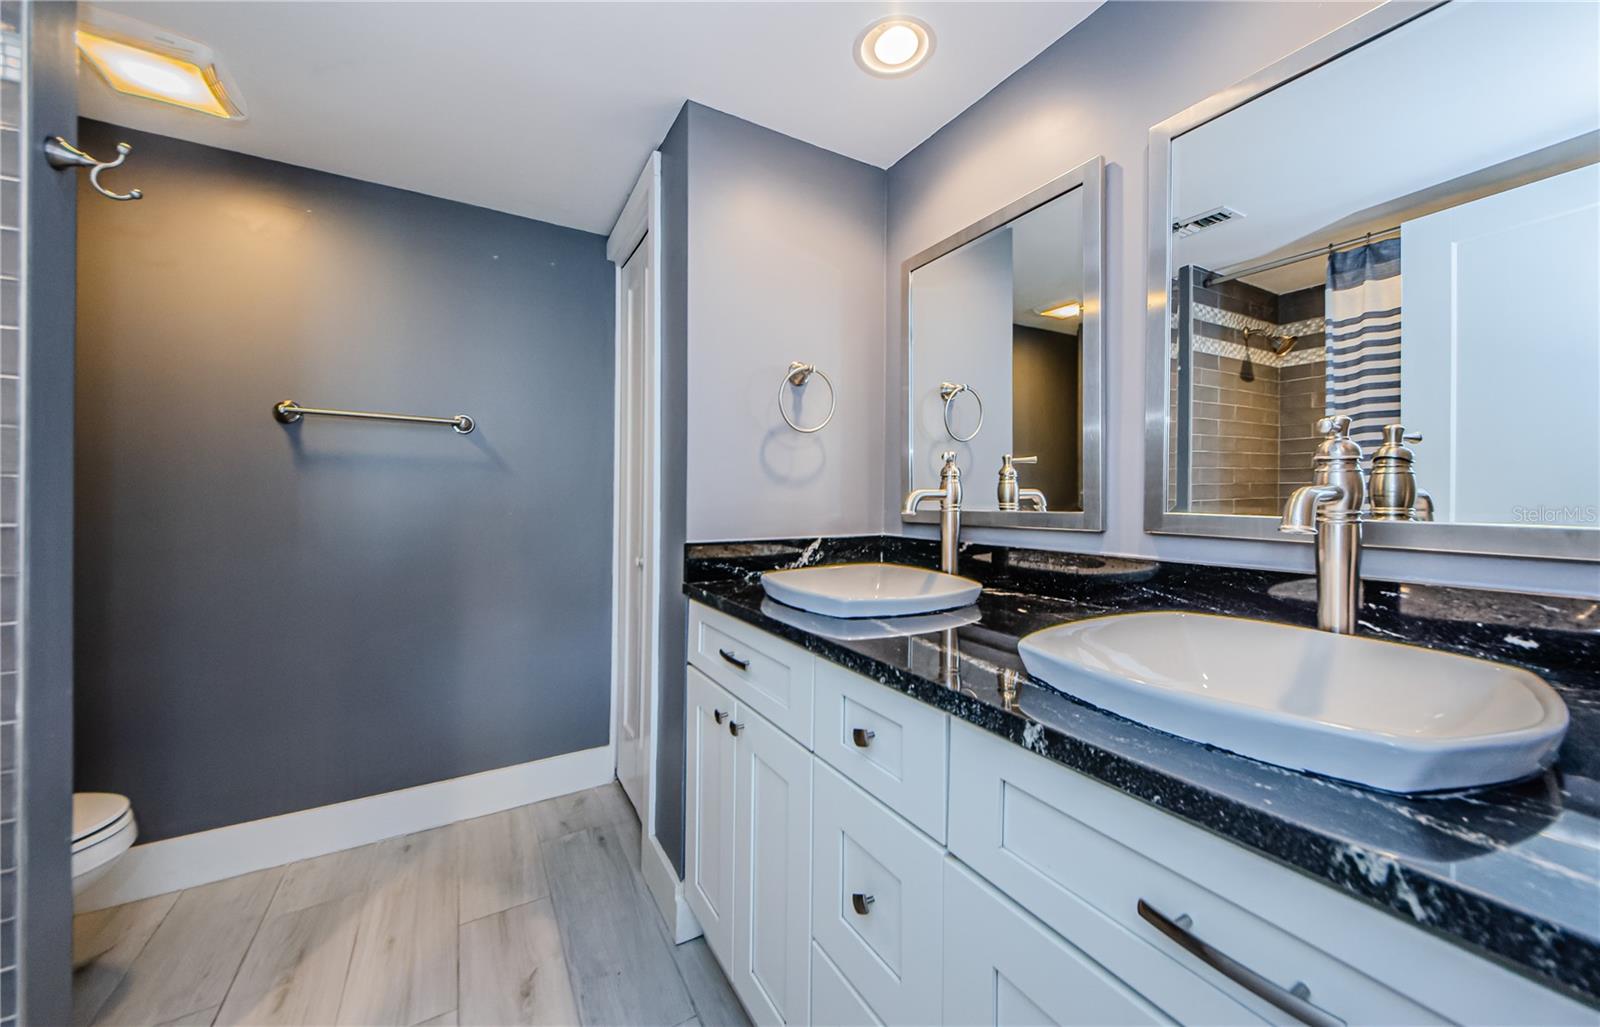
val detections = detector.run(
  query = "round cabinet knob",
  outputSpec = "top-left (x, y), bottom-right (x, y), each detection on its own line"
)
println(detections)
top-left (851, 893), bottom-right (876, 915)
top-left (851, 728), bottom-right (876, 748)
top-left (713, 709), bottom-right (728, 724)
top-left (729, 721), bottom-right (744, 737)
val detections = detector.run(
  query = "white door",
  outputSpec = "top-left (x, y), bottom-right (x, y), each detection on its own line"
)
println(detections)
top-left (1401, 164), bottom-right (1599, 523)
top-left (685, 668), bottom-right (737, 962)
top-left (732, 706), bottom-right (813, 1027)
top-left (941, 858), bottom-right (1170, 1027)
top-left (614, 235), bottom-right (656, 818)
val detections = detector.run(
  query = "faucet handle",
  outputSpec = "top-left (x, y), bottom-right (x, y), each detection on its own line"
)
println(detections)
top-left (1005, 454), bottom-right (1037, 465)
top-left (940, 450), bottom-right (958, 464)
top-left (1316, 415), bottom-right (1353, 437)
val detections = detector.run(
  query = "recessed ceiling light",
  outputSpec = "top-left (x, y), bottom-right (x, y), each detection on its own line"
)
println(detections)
top-left (1038, 301), bottom-right (1082, 320)
top-left (76, 12), bottom-right (244, 119)
top-left (856, 16), bottom-right (935, 78)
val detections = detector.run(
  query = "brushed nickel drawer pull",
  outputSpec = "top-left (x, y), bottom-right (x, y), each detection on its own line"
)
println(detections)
top-left (713, 709), bottom-right (729, 725)
top-left (1137, 900), bottom-right (1342, 1027)
top-left (729, 721), bottom-right (744, 737)
top-left (851, 728), bottom-right (877, 748)
top-left (851, 893), bottom-right (875, 915)
top-left (718, 648), bottom-right (751, 671)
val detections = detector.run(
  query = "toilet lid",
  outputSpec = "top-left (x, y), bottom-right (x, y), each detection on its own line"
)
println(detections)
top-left (73, 792), bottom-right (132, 843)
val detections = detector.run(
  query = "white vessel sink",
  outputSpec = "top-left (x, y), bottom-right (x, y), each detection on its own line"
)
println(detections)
top-left (760, 598), bottom-right (981, 640)
top-left (761, 563), bottom-right (981, 619)
top-left (1018, 611), bottom-right (1568, 793)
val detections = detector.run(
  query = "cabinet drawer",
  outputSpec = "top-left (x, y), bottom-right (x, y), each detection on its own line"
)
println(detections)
top-left (812, 660), bottom-right (949, 842)
top-left (949, 721), bottom-right (1439, 1027)
top-left (811, 942), bottom-right (882, 1027)
top-left (812, 762), bottom-right (943, 1027)
top-left (943, 857), bottom-right (1172, 1027)
top-left (690, 602), bottom-right (814, 747)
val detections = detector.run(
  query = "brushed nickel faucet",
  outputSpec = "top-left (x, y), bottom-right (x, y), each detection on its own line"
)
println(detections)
top-left (996, 454), bottom-right (1048, 512)
top-left (1367, 425), bottom-right (1434, 522)
top-left (904, 451), bottom-right (963, 574)
top-left (1280, 416), bottom-right (1366, 634)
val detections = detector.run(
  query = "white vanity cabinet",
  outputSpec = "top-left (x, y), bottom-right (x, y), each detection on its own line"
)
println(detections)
top-left (683, 601), bottom-right (1589, 1027)
top-left (686, 610), bottom-right (814, 1027)
top-left (685, 666), bottom-right (737, 962)
top-left (731, 696), bottom-right (813, 1026)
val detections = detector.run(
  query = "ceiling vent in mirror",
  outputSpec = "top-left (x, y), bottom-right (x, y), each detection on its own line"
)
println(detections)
top-left (1172, 206), bottom-right (1244, 237)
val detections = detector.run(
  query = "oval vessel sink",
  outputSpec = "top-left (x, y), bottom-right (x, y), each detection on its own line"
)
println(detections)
top-left (1017, 611), bottom-right (1568, 793)
top-left (761, 562), bottom-right (981, 619)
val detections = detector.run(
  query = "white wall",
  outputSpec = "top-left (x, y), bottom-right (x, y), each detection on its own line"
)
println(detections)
top-left (883, 0), bottom-right (1599, 596)
top-left (684, 103), bottom-right (888, 541)
top-left (909, 229), bottom-right (1015, 492)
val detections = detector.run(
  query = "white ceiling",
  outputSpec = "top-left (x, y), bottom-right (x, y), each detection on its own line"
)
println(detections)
top-left (80, 1), bottom-right (1102, 235)
top-left (1171, 0), bottom-right (1599, 293)
top-left (1010, 190), bottom-right (1083, 333)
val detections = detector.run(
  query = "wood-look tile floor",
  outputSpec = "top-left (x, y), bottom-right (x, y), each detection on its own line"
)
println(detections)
top-left (72, 784), bottom-right (752, 1027)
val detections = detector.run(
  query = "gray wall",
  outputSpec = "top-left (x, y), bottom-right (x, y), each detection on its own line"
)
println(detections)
top-left (73, 121), bottom-right (616, 842)
top-left (655, 105), bottom-right (690, 874)
top-left (653, 102), bottom-right (888, 873)
top-left (684, 103), bottom-right (887, 541)
top-left (10, 3), bottom-right (77, 1023)
top-left (884, 0), bottom-right (1597, 596)
top-left (1013, 325), bottom-right (1080, 506)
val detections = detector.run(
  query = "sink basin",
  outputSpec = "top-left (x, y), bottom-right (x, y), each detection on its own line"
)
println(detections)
top-left (760, 598), bottom-right (980, 640)
top-left (760, 563), bottom-right (981, 619)
top-left (1018, 611), bottom-right (1568, 793)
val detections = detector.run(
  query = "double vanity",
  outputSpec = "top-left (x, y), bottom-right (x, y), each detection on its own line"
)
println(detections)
top-left (676, 3), bottom-right (1600, 1024)
top-left (680, 538), bottom-right (1597, 1025)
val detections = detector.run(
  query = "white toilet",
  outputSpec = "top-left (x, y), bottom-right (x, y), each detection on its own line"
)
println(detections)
top-left (72, 792), bottom-right (137, 896)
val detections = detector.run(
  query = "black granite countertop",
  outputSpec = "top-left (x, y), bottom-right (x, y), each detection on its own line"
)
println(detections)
top-left (683, 536), bottom-right (1600, 1006)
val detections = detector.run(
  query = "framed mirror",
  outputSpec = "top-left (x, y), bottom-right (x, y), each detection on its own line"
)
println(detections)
top-left (1145, 1), bottom-right (1599, 561)
top-left (904, 156), bottom-right (1104, 531)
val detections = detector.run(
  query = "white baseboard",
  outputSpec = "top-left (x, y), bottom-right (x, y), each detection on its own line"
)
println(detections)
top-left (642, 832), bottom-right (703, 944)
top-left (77, 745), bottom-right (614, 912)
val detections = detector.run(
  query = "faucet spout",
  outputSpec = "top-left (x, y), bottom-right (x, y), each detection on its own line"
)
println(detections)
top-left (904, 452), bottom-right (963, 574)
top-left (1280, 483), bottom-right (1346, 534)
top-left (902, 486), bottom-right (946, 516)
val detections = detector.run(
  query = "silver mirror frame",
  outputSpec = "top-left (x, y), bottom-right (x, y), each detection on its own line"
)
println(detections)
top-left (1143, 0), bottom-right (1599, 563)
top-left (903, 155), bottom-right (1105, 532)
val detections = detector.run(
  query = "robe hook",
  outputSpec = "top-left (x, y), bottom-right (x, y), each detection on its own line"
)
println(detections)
top-left (43, 136), bottom-right (144, 201)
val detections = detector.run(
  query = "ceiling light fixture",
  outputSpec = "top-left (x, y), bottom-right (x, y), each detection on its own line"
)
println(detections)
top-left (1038, 301), bottom-right (1082, 320)
top-left (76, 12), bottom-right (244, 119)
top-left (856, 16), bottom-right (935, 78)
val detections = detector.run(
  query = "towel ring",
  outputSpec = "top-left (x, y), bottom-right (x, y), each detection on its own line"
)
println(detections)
top-left (939, 381), bottom-right (984, 442)
top-left (778, 362), bottom-right (835, 433)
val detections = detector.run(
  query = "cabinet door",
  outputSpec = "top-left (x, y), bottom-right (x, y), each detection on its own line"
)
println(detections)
top-left (685, 667), bottom-right (737, 962)
top-left (732, 705), bottom-right (813, 1026)
top-left (942, 858), bottom-right (1172, 1027)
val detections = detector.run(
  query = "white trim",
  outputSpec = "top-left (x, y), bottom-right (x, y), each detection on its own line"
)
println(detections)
top-left (607, 156), bottom-right (656, 264)
top-left (607, 152), bottom-right (665, 842)
top-left (642, 832), bottom-right (703, 945)
top-left (74, 745), bottom-right (613, 912)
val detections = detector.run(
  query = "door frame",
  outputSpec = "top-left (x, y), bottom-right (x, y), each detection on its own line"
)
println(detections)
top-left (606, 152), bottom-right (663, 836)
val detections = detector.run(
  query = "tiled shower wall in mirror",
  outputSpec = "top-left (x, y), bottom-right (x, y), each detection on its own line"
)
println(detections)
top-left (0, 2), bottom-right (20, 1021)
top-left (1172, 265), bottom-right (1328, 515)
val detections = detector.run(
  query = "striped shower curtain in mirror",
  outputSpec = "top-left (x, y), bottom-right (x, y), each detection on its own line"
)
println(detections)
top-left (1324, 239), bottom-right (1402, 457)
